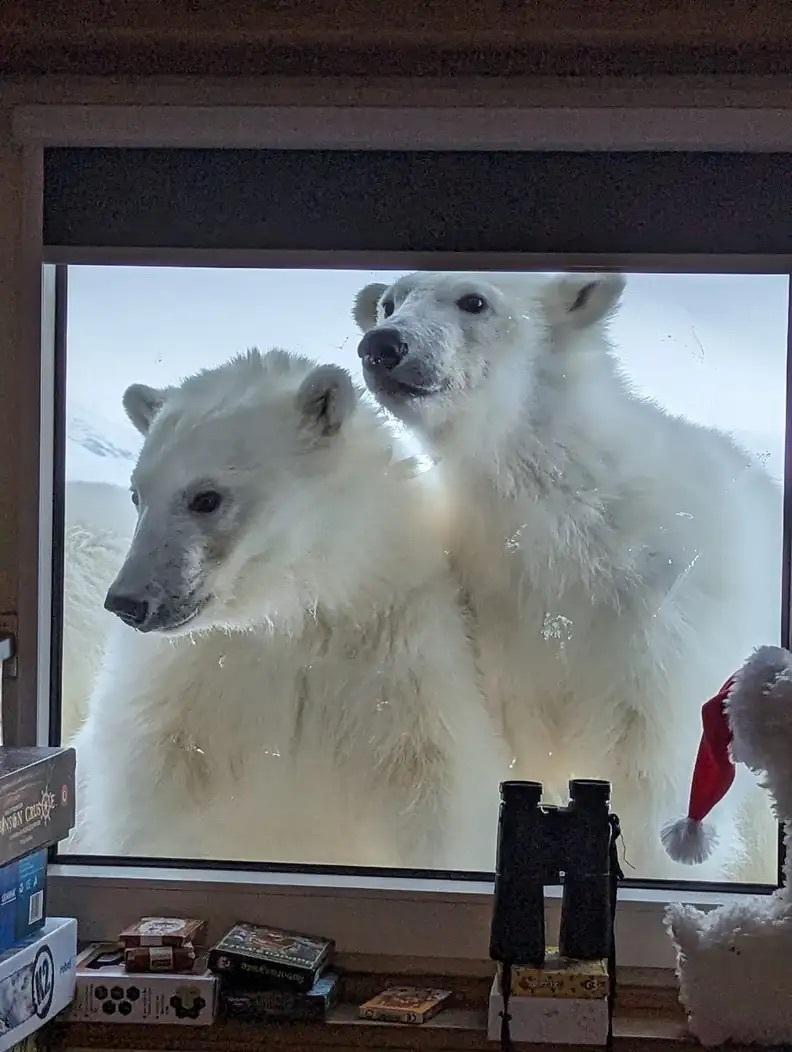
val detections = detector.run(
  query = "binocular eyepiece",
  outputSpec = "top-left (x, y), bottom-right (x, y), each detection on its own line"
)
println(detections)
top-left (499, 778), bottom-right (611, 811)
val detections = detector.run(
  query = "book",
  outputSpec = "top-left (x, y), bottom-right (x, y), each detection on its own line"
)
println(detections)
top-left (208, 922), bottom-right (334, 993)
top-left (219, 970), bottom-right (341, 1022)
top-left (359, 986), bottom-right (452, 1024)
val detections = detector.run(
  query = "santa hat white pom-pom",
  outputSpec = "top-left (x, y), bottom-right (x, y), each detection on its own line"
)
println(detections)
top-left (660, 817), bottom-right (718, 865)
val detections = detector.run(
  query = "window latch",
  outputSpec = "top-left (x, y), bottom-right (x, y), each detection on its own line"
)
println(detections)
top-left (0, 616), bottom-right (17, 679)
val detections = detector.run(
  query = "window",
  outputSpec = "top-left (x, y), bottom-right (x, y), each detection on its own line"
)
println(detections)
top-left (4, 103), bottom-right (792, 972)
top-left (59, 261), bottom-right (786, 890)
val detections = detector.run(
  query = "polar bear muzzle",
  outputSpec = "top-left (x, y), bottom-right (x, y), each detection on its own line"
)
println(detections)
top-left (357, 327), bottom-right (448, 406)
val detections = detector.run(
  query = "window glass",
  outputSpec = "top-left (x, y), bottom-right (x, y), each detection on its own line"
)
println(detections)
top-left (59, 265), bottom-right (786, 884)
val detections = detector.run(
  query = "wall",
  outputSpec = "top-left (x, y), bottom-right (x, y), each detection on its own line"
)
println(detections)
top-left (3, 1), bottom-right (792, 76)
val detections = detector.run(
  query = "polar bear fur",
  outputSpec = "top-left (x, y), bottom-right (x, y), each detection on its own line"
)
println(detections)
top-left (61, 481), bottom-right (136, 743)
top-left (353, 271), bottom-right (782, 881)
top-left (67, 348), bottom-right (509, 868)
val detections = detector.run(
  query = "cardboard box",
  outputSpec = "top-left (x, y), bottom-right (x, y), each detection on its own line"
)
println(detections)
top-left (220, 971), bottom-right (341, 1023)
top-left (487, 976), bottom-right (609, 1045)
top-left (359, 986), bottom-right (452, 1024)
top-left (0, 749), bottom-right (75, 865)
top-left (208, 922), bottom-right (334, 992)
top-left (497, 948), bottom-right (609, 999)
top-left (119, 917), bottom-right (205, 948)
top-left (0, 917), bottom-right (77, 1052)
top-left (66, 943), bottom-right (218, 1025)
top-left (0, 851), bottom-right (47, 954)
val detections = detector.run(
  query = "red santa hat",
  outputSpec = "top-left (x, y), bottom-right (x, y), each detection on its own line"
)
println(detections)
top-left (660, 675), bottom-right (737, 865)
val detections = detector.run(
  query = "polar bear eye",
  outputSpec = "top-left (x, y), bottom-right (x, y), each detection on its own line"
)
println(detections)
top-left (130, 490), bottom-right (139, 507)
top-left (188, 490), bottom-right (223, 515)
top-left (456, 294), bottom-right (488, 315)
top-left (381, 299), bottom-right (395, 319)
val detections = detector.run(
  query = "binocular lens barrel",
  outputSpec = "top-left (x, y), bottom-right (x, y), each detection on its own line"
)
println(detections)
top-left (568, 779), bottom-right (611, 809)
top-left (499, 780), bottom-right (543, 808)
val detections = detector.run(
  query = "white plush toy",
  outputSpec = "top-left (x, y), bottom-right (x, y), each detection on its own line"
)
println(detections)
top-left (661, 645), bottom-right (792, 1047)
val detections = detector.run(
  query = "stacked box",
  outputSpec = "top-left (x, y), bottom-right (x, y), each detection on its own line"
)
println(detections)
top-left (220, 971), bottom-right (341, 1023)
top-left (119, 917), bottom-right (206, 974)
top-left (65, 914), bottom-right (218, 1025)
top-left (0, 749), bottom-right (75, 865)
top-left (488, 948), bottom-right (610, 1046)
top-left (0, 748), bottom-right (76, 954)
top-left (0, 746), bottom-right (76, 942)
top-left (0, 918), bottom-right (78, 1052)
top-left (66, 943), bottom-right (218, 1025)
top-left (0, 749), bottom-right (78, 1046)
top-left (0, 850), bottom-right (48, 954)
top-left (209, 922), bottom-right (339, 1023)
top-left (497, 950), bottom-right (609, 998)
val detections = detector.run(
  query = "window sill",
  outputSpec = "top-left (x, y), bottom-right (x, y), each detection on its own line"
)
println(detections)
top-left (44, 955), bottom-right (698, 1050)
top-left (47, 862), bottom-right (772, 971)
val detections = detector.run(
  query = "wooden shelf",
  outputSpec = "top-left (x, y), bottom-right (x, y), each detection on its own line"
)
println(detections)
top-left (44, 969), bottom-right (704, 1050)
top-left (45, 1004), bottom-right (724, 1052)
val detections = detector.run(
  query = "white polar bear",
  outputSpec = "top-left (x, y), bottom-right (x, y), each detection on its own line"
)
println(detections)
top-left (353, 271), bottom-right (782, 881)
top-left (61, 481), bottom-right (136, 743)
top-left (67, 348), bottom-right (509, 869)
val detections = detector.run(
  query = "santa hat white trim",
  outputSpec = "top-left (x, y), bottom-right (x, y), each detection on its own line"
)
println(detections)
top-left (661, 677), bottom-right (736, 865)
top-left (660, 816), bottom-right (720, 867)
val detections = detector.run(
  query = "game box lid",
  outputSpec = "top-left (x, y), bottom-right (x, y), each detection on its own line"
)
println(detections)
top-left (208, 923), bottom-right (334, 993)
top-left (0, 748), bottom-right (75, 866)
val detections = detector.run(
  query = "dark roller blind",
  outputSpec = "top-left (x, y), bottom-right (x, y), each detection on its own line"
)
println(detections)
top-left (43, 147), bottom-right (792, 256)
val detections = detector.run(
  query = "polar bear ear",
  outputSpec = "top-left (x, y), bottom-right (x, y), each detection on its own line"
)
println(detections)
top-left (353, 283), bottom-right (389, 332)
top-left (123, 383), bottom-right (169, 435)
top-left (540, 272), bottom-right (626, 331)
top-left (296, 364), bottom-right (357, 440)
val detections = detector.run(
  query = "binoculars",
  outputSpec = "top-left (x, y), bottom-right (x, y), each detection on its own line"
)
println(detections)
top-left (489, 779), bottom-right (616, 968)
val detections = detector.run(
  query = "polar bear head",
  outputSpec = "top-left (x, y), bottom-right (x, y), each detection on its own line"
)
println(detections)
top-left (353, 271), bottom-right (626, 443)
top-left (104, 349), bottom-right (406, 637)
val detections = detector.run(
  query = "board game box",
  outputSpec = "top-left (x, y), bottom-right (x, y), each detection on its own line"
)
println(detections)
top-left (0, 850), bottom-right (47, 954)
top-left (497, 948), bottom-right (609, 999)
top-left (208, 922), bottom-right (334, 993)
top-left (487, 975), bottom-right (609, 1045)
top-left (0, 749), bottom-right (75, 865)
top-left (359, 986), bottom-right (453, 1024)
top-left (0, 917), bottom-right (77, 1052)
top-left (123, 945), bottom-right (197, 974)
top-left (219, 970), bottom-right (341, 1022)
top-left (119, 917), bottom-right (205, 949)
top-left (66, 944), bottom-right (217, 1026)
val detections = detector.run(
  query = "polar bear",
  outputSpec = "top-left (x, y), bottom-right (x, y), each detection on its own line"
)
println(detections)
top-left (61, 481), bottom-right (136, 743)
top-left (67, 348), bottom-right (509, 869)
top-left (353, 271), bottom-right (783, 881)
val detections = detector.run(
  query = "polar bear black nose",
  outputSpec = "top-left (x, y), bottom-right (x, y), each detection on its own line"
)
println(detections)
top-left (357, 328), bottom-right (408, 371)
top-left (104, 591), bottom-right (149, 629)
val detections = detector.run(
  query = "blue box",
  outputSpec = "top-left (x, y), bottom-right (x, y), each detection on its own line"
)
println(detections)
top-left (0, 849), bottom-right (47, 953)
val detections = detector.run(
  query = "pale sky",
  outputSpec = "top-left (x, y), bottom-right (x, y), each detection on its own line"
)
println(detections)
top-left (65, 267), bottom-right (789, 487)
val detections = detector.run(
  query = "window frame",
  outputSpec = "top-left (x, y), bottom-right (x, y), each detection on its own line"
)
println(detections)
top-left (5, 94), bottom-right (792, 975)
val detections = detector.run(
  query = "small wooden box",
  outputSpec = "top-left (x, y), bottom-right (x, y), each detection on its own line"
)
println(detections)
top-left (497, 947), bottom-right (609, 999)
